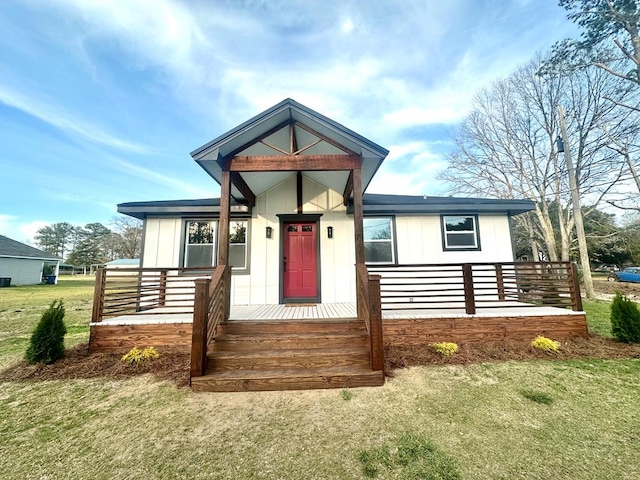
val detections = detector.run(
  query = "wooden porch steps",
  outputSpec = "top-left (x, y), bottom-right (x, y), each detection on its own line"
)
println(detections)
top-left (190, 318), bottom-right (384, 392)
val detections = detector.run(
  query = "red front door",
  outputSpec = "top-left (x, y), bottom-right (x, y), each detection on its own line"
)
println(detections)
top-left (283, 222), bottom-right (318, 300)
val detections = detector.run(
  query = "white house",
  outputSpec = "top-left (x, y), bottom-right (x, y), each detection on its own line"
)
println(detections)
top-left (91, 99), bottom-right (586, 391)
top-left (0, 235), bottom-right (61, 286)
top-left (118, 99), bottom-right (534, 305)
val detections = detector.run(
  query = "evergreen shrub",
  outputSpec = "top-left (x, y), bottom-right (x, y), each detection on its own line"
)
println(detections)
top-left (25, 300), bottom-right (67, 364)
top-left (611, 292), bottom-right (640, 343)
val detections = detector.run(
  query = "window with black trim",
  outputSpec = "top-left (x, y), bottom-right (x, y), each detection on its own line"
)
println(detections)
top-left (442, 215), bottom-right (480, 250)
top-left (185, 221), bottom-right (216, 268)
top-left (184, 220), bottom-right (249, 270)
top-left (364, 217), bottom-right (395, 264)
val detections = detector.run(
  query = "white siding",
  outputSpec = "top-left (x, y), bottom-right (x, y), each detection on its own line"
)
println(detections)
top-left (0, 258), bottom-right (44, 285)
top-left (395, 215), bottom-right (514, 264)
top-left (142, 217), bottom-right (182, 268)
top-left (139, 181), bottom-right (516, 305)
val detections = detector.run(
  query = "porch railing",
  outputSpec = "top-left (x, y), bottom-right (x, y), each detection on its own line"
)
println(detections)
top-left (367, 261), bottom-right (583, 314)
top-left (190, 264), bottom-right (231, 377)
top-left (91, 266), bottom-right (215, 323)
top-left (356, 263), bottom-right (384, 371)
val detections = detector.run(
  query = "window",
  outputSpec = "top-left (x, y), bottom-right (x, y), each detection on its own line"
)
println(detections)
top-left (364, 217), bottom-right (395, 264)
top-left (184, 220), bottom-right (249, 270)
top-left (442, 215), bottom-right (480, 250)
top-left (185, 221), bottom-right (216, 268)
top-left (228, 221), bottom-right (247, 269)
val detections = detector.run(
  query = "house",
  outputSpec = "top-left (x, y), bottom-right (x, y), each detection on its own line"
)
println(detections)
top-left (90, 99), bottom-right (588, 391)
top-left (0, 235), bottom-right (61, 286)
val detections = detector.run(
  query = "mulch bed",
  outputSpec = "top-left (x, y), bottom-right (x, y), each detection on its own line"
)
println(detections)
top-left (0, 345), bottom-right (191, 387)
top-left (592, 279), bottom-right (640, 298)
top-left (384, 335), bottom-right (640, 373)
top-left (2, 336), bottom-right (639, 387)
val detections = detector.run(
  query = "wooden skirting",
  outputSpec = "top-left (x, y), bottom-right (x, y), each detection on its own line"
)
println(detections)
top-left (382, 313), bottom-right (589, 345)
top-left (89, 323), bottom-right (193, 353)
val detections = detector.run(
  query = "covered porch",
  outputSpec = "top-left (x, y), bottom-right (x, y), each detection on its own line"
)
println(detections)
top-left (89, 260), bottom-right (588, 390)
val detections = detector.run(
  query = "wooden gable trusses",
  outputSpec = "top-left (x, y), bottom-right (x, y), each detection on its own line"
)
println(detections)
top-left (217, 120), bottom-right (361, 207)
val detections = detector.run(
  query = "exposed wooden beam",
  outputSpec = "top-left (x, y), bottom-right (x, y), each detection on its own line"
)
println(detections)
top-left (295, 122), bottom-right (359, 157)
top-left (260, 140), bottom-right (290, 156)
top-left (297, 171), bottom-right (303, 214)
top-left (293, 139), bottom-right (322, 155)
top-left (224, 119), bottom-right (293, 159)
top-left (227, 155), bottom-right (361, 172)
top-left (342, 170), bottom-right (354, 207)
top-left (290, 123), bottom-right (297, 154)
top-left (230, 172), bottom-right (256, 207)
top-left (352, 167), bottom-right (365, 265)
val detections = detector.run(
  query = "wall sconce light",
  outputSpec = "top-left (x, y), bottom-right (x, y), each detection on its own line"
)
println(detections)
top-left (556, 135), bottom-right (565, 153)
top-left (266, 226), bottom-right (272, 239)
top-left (327, 226), bottom-right (333, 239)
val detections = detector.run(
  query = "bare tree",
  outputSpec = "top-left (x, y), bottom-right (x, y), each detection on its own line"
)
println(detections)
top-left (441, 55), bottom-right (633, 271)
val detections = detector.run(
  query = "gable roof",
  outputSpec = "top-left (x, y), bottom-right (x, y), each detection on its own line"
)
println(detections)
top-left (0, 235), bottom-right (61, 261)
top-left (190, 98), bottom-right (389, 201)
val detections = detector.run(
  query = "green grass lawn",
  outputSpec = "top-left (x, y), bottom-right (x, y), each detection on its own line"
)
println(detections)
top-left (1, 279), bottom-right (639, 479)
top-left (0, 277), bottom-right (94, 368)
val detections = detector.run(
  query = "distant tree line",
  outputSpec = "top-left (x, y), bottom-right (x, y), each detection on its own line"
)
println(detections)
top-left (34, 216), bottom-right (142, 268)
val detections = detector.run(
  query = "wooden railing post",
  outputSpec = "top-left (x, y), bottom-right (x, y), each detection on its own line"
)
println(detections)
top-left (495, 264), bottom-right (505, 301)
top-left (368, 274), bottom-right (384, 371)
top-left (91, 267), bottom-right (106, 323)
top-left (190, 277), bottom-right (210, 378)
top-left (158, 269), bottom-right (167, 306)
top-left (223, 265), bottom-right (231, 323)
top-left (462, 264), bottom-right (476, 314)
top-left (569, 262), bottom-right (583, 311)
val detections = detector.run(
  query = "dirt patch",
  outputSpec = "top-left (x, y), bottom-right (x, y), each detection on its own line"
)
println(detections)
top-left (384, 335), bottom-right (640, 373)
top-left (592, 279), bottom-right (640, 300)
top-left (0, 344), bottom-right (190, 387)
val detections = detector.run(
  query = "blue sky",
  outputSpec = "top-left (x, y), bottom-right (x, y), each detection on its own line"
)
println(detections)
top-left (0, 0), bottom-right (578, 244)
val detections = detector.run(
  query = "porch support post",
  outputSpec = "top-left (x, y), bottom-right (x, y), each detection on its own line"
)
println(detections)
top-left (218, 169), bottom-right (231, 266)
top-left (462, 263), bottom-right (476, 314)
top-left (190, 277), bottom-right (210, 378)
top-left (352, 166), bottom-right (365, 265)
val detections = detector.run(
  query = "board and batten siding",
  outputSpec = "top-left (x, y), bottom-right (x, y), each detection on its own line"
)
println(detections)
top-left (140, 176), bottom-right (516, 305)
top-left (394, 215), bottom-right (514, 264)
top-left (0, 257), bottom-right (44, 285)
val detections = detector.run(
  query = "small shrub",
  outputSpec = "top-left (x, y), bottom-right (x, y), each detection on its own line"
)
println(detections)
top-left (531, 336), bottom-right (560, 352)
top-left (341, 388), bottom-right (354, 401)
top-left (520, 389), bottom-right (554, 405)
top-left (121, 346), bottom-right (160, 365)
top-left (611, 292), bottom-right (640, 343)
top-left (25, 300), bottom-right (67, 365)
top-left (430, 342), bottom-right (458, 356)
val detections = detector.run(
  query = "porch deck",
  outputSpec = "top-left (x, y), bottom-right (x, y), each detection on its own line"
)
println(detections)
top-left (89, 300), bottom-right (588, 353)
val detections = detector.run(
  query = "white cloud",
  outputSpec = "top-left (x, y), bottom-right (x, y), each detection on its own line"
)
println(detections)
top-left (0, 216), bottom-right (49, 245)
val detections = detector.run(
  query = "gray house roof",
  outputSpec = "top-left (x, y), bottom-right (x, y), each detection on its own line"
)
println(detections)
top-left (190, 98), bottom-right (389, 202)
top-left (118, 194), bottom-right (534, 219)
top-left (0, 235), bottom-right (61, 261)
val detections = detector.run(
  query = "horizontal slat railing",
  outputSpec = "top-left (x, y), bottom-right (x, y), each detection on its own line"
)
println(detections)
top-left (91, 267), bottom-right (216, 322)
top-left (368, 262), bottom-right (582, 313)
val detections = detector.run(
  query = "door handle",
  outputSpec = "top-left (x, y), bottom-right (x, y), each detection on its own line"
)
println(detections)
top-left (283, 256), bottom-right (287, 272)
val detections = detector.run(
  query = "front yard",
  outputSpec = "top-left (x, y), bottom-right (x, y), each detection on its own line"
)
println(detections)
top-left (0, 277), bottom-right (639, 479)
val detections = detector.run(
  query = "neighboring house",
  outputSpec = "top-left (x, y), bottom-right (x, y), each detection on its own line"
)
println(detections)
top-left (0, 235), bottom-right (61, 286)
top-left (91, 99), bottom-right (587, 391)
top-left (105, 259), bottom-right (140, 268)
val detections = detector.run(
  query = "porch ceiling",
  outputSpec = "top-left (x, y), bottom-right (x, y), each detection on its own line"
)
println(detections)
top-left (191, 98), bottom-right (388, 203)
